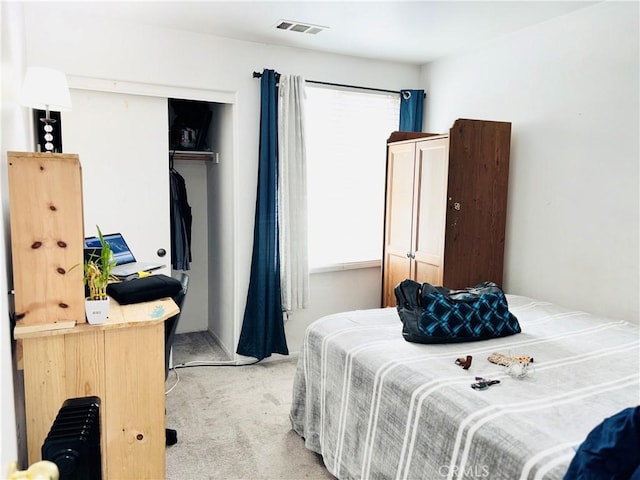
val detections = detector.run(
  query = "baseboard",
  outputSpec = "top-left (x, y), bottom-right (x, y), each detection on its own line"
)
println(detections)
top-left (206, 327), bottom-right (234, 360)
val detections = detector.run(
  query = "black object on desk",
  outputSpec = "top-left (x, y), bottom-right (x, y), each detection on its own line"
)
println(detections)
top-left (106, 274), bottom-right (182, 305)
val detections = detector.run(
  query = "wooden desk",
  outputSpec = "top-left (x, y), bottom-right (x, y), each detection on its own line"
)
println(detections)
top-left (14, 297), bottom-right (179, 479)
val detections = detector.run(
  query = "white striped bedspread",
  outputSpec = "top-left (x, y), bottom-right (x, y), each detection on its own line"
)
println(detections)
top-left (289, 295), bottom-right (640, 480)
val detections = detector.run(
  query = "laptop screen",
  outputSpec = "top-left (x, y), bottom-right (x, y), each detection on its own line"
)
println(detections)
top-left (84, 233), bottom-right (136, 265)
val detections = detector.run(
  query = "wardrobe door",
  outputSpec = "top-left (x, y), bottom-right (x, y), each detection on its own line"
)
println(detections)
top-left (443, 119), bottom-right (511, 288)
top-left (62, 90), bottom-right (170, 274)
top-left (413, 137), bottom-right (449, 287)
top-left (382, 142), bottom-right (416, 307)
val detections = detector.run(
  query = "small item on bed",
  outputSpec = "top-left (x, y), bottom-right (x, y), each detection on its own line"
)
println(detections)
top-left (471, 377), bottom-right (500, 390)
top-left (394, 279), bottom-right (521, 344)
top-left (508, 361), bottom-right (535, 379)
top-left (455, 355), bottom-right (473, 369)
top-left (488, 352), bottom-right (535, 378)
top-left (488, 352), bottom-right (534, 366)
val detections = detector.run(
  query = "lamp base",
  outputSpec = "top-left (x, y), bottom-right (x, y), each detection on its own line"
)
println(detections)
top-left (38, 114), bottom-right (58, 153)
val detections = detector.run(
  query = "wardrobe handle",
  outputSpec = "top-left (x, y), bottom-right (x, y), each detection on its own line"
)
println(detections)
top-left (407, 252), bottom-right (415, 259)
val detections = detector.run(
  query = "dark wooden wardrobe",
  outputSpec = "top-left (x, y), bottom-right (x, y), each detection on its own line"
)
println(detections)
top-left (381, 118), bottom-right (512, 307)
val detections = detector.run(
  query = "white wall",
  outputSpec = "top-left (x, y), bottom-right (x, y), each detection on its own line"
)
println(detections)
top-left (172, 160), bottom-right (210, 333)
top-left (21, 4), bottom-right (420, 358)
top-left (421, 1), bottom-right (639, 322)
top-left (286, 267), bottom-right (383, 354)
top-left (1, 1), bottom-right (30, 470)
top-left (206, 102), bottom-right (236, 353)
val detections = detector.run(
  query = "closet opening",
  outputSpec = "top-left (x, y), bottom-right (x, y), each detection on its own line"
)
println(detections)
top-left (168, 97), bottom-right (235, 360)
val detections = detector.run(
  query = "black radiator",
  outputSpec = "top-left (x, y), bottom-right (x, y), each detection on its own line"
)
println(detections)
top-left (41, 396), bottom-right (102, 480)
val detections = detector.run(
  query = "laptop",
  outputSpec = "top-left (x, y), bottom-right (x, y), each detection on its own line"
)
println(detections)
top-left (84, 232), bottom-right (165, 278)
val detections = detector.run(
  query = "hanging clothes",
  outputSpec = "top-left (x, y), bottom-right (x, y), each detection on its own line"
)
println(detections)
top-left (169, 165), bottom-right (192, 270)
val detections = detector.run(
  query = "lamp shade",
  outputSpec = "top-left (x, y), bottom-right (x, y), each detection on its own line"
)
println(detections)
top-left (20, 67), bottom-right (72, 112)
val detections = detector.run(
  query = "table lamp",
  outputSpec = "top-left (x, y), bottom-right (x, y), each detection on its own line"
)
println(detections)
top-left (20, 67), bottom-right (72, 152)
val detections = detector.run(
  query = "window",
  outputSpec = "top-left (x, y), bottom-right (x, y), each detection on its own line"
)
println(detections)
top-left (305, 85), bottom-right (400, 270)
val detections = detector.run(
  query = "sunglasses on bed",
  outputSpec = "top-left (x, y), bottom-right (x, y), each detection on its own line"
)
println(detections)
top-left (471, 377), bottom-right (501, 390)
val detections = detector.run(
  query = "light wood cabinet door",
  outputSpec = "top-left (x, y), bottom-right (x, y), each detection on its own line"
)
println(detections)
top-left (382, 142), bottom-right (415, 307)
top-left (381, 136), bottom-right (450, 307)
top-left (7, 153), bottom-right (85, 326)
top-left (104, 323), bottom-right (165, 479)
top-left (413, 137), bottom-right (449, 287)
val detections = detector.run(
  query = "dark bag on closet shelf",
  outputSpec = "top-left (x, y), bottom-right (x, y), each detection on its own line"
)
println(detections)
top-left (106, 274), bottom-right (182, 305)
top-left (394, 279), bottom-right (521, 344)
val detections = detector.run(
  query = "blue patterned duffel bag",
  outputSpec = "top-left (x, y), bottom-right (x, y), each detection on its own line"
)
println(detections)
top-left (394, 279), bottom-right (521, 344)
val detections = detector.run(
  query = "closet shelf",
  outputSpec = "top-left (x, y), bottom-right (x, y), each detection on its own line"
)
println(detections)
top-left (171, 151), bottom-right (214, 162)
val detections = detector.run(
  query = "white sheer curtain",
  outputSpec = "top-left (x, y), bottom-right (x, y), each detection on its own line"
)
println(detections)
top-left (278, 75), bottom-right (309, 311)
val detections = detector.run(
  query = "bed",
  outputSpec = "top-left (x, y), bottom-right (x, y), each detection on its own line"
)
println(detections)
top-left (290, 294), bottom-right (639, 480)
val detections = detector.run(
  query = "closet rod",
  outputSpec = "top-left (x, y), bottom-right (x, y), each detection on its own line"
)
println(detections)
top-left (252, 71), bottom-right (403, 96)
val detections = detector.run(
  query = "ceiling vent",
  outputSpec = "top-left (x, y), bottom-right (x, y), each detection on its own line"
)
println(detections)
top-left (275, 20), bottom-right (328, 35)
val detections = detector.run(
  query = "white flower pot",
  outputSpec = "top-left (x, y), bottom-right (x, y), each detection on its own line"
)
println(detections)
top-left (85, 297), bottom-right (110, 325)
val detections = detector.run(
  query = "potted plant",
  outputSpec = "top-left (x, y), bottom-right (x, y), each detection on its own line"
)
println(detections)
top-left (84, 226), bottom-right (117, 324)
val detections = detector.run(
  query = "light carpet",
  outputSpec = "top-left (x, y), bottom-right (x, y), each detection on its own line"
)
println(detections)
top-left (165, 331), bottom-right (335, 480)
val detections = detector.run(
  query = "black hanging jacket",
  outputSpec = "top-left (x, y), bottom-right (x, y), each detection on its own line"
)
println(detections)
top-left (170, 167), bottom-right (192, 270)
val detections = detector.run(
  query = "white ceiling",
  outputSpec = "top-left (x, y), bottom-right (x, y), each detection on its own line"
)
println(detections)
top-left (47, 1), bottom-right (600, 64)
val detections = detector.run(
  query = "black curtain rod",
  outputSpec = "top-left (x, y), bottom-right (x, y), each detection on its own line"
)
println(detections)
top-left (252, 71), bottom-right (401, 96)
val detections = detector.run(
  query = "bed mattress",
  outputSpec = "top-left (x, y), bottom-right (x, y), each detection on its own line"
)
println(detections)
top-left (290, 295), bottom-right (640, 480)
